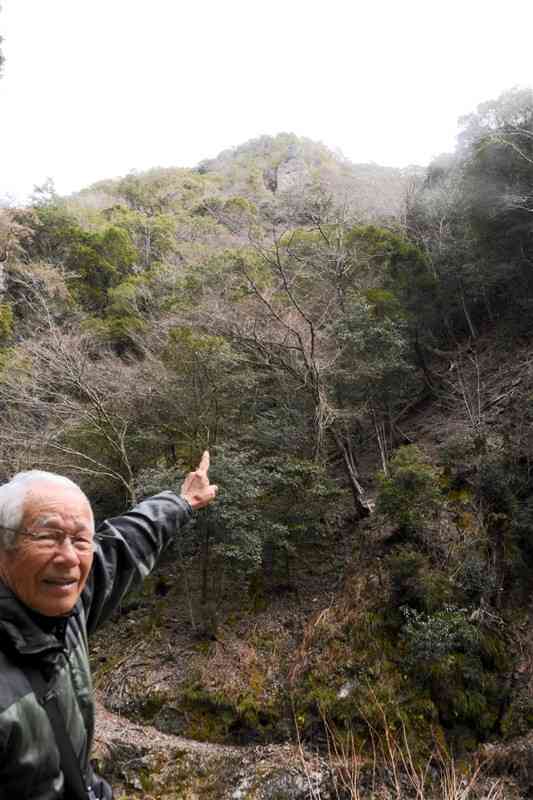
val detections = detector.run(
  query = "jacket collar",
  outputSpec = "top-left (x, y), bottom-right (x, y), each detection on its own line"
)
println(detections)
top-left (0, 579), bottom-right (70, 657)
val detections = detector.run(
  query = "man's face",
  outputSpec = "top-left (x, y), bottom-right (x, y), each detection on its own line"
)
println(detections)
top-left (0, 482), bottom-right (95, 616)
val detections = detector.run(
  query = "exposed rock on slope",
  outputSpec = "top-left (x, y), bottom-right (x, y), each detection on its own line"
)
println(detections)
top-left (93, 700), bottom-right (331, 799)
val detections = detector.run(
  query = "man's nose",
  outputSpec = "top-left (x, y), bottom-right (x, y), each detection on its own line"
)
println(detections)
top-left (52, 536), bottom-right (80, 562)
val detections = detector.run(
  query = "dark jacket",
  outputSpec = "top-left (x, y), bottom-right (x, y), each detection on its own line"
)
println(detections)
top-left (0, 491), bottom-right (192, 800)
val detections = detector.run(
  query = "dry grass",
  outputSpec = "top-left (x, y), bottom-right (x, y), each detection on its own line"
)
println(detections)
top-left (195, 618), bottom-right (292, 699)
top-left (289, 571), bottom-right (374, 687)
top-left (296, 701), bottom-right (506, 800)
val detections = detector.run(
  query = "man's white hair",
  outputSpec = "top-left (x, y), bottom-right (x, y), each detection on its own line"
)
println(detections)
top-left (0, 470), bottom-right (87, 550)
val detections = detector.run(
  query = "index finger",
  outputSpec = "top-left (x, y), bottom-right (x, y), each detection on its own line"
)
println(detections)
top-left (197, 450), bottom-right (210, 475)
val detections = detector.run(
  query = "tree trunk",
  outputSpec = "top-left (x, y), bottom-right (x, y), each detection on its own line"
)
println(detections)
top-left (413, 328), bottom-right (440, 395)
top-left (331, 429), bottom-right (372, 519)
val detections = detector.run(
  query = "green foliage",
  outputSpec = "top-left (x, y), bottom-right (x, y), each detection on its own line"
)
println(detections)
top-left (80, 274), bottom-right (152, 351)
top-left (16, 202), bottom-right (140, 313)
top-left (454, 550), bottom-right (497, 605)
top-left (401, 606), bottom-right (510, 738)
top-left (292, 587), bottom-right (512, 757)
top-left (109, 167), bottom-right (206, 215)
top-left (334, 294), bottom-right (414, 405)
top-left (385, 547), bottom-right (454, 613)
top-left (137, 447), bottom-right (337, 602)
top-left (18, 203), bottom-right (84, 265)
top-left (441, 433), bottom-right (533, 603)
top-left (377, 446), bottom-right (443, 534)
top-left (106, 206), bottom-right (177, 266)
top-left (290, 604), bottom-right (441, 759)
top-left (67, 225), bottom-right (138, 310)
top-left (364, 287), bottom-right (402, 319)
top-left (402, 606), bottom-right (479, 665)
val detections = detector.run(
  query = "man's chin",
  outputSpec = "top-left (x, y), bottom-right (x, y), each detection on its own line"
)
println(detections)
top-left (30, 586), bottom-right (81, 616)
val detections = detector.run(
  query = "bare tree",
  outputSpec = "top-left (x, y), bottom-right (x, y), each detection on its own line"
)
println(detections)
top-left (195, 206), bottom-right (380, 517)
top-left (0, 329), bottom-right (142, 502)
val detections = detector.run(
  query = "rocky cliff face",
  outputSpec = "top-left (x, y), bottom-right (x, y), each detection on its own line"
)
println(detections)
top-left (197, 133), bottom-right (417, 222)
top-left (275, 149), bottom-right (311, 193)
top-left (262, 155), bottom-right (311, 194)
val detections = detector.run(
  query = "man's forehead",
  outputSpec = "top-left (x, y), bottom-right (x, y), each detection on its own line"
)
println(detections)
top-left (23, 481), bottom-right (93, 518)
top-left (26, 480), bottom-right (85, 500)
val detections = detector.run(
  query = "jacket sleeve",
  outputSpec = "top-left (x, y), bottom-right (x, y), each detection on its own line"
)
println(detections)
top-left (82, 491), bottom-right (192, 635)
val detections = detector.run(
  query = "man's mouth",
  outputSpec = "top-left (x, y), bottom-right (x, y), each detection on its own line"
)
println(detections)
top-left (43, 578), bottom-right (77, 586)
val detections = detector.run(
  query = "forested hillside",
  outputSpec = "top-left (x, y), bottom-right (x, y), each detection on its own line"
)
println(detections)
top-left (3, 89), bottom-right (533, 798)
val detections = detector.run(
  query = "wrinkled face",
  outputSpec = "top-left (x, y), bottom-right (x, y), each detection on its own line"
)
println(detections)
top-left (0, 482), bottom-right (95, 616)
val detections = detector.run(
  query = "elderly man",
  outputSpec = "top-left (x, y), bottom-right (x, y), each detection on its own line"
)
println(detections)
top-left (0, 452), bottom-right (217, 800)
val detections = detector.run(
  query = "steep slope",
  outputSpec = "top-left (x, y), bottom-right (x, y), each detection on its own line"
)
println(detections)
top-left (89, 326), bottom-right (533, 799)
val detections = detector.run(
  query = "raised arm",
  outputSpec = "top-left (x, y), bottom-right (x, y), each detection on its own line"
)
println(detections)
top-left (83, 452), bottom-right (217, 633)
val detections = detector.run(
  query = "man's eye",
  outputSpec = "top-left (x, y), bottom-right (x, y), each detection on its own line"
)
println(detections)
top-left (72, 538), bottom-right (93, 551)
top-left (30, 532), bottom-right (93, 552)
top-left (30, 534), bottom-right (59, 550)
top-left (34, 533), bottom-right (57, 542)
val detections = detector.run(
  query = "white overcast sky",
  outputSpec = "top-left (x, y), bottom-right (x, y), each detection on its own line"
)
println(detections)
top-left (1, 0), bottom-right (532, 202)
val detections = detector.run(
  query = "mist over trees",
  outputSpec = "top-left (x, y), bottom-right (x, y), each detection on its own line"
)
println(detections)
top-left (4, 89), bottom-right (533, 766)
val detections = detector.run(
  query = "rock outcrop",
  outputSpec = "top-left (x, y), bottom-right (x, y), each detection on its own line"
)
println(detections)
top-left (93, 700), bottom-right (332, 799)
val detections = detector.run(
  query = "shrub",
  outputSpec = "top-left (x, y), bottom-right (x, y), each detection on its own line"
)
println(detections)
top-left (454, 550), bottom-right (498, 605)
top-left (377, 446), bottom-right (443, 535)
top-left (402, 606), bottom-right (480, 665)
top-left (385, 547), bottom-right (454, 613)
top-left (401, 606), bottom-right (510, 739)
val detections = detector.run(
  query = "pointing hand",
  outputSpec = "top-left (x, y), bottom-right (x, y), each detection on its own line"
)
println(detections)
top-left (180, 450), bottom-right (218, 511)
